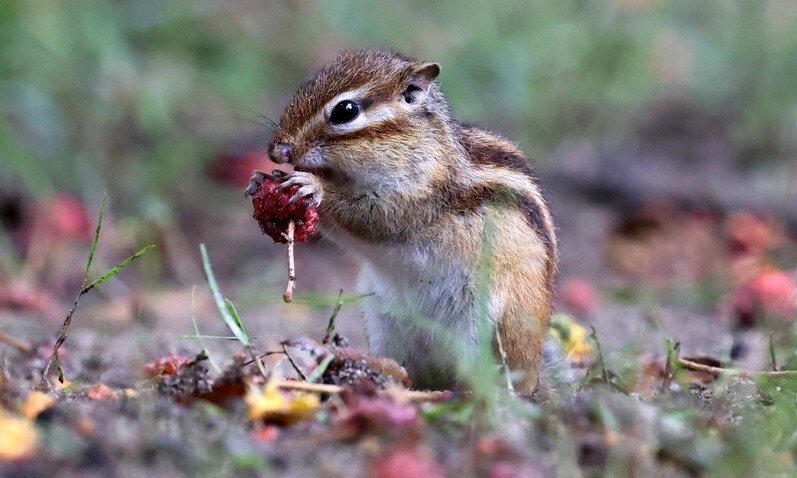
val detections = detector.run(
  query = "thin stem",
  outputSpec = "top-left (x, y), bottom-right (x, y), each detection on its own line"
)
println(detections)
top-left (768, 333), bottom-right (778, 372)
top-left (282, 342), bottom-right (307, 380)
top-left (495, 327), bottom-right (515, 395)
top-left (322, 289), bottom-right (344, 345)
top-left (590, 326), bottom-right (609, 384)
top-left (283, 221), bottom-right (296, 303)
top-left (678, 357), bottom-right (797, 378)
top-left (0, 330), bottom-right (32, 353)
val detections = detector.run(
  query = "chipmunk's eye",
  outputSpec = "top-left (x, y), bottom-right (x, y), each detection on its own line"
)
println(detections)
top-left (329, 100), bottom-right (359, 124)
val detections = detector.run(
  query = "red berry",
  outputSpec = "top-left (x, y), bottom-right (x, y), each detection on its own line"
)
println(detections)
top-left (250, 174), bottom-right (319, 243)
top-left (732, 269), bottom-right (797, 325)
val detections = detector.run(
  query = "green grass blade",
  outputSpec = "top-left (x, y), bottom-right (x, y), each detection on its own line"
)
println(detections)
top-left (81, 244), bottom-right (155, 294)
top-left (306, 355), bottom-right (334, 383)
top-left (199, 244), bottom-right (249, 346)
top-left (190, 287), bottom-right (221, 373)
top-left (85, 191), bottom-right (107, 277)
top-left (225, 299), bottom-right (249, 342)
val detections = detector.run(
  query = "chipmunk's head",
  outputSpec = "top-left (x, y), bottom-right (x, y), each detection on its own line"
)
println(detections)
top-left (268, 49), bottom-right (454, 191)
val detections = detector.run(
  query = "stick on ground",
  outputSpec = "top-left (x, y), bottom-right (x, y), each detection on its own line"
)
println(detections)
top-left (0, 330), bottom-right (32, 353)
top-left (677, 357), bottom-right (797, 378)
top-left (276, 380), bottom-right (450, 402)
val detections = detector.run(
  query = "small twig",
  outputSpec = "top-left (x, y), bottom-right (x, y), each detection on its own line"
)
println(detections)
top-left (590, 326), bottom-right (610, 384)
top-left (283, 221), bottom-right (296, 303)
top-left (768, 333), bottom-right (778, 372)
top-left (322, 289), bottom-right (344, 345)
top-left (242, 350), bottom-right (286, 367)
top-left (677, 357), bottom-right (797, 378)
top-left (282, 342), bottom-right (307, 380)
top-left (494, 327), bottom-right (515, 395)
top-left (0, 330), bottom-right (32, 353)
top-left (276, 380), bottom-right (451, 402)
top-left (247, 344), bottom-right (269, 379)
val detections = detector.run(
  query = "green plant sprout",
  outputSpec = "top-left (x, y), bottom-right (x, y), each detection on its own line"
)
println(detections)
top-left (40, 192), bottom-right (155, 386)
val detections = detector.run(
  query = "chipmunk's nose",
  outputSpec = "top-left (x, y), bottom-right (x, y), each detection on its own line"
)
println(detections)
top-left (270, 142), bottom-right (294, 164)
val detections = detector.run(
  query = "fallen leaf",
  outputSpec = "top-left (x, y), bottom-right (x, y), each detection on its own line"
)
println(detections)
top-left (0, 410), bottom-right (37, 462)
top-left (245, 380), bottom-right (320, 426)
top-left (87, 384), bottom-right (118, 400)
top-left (550, 314), bottom-right (595, 366)
top-left (143, 354), bottom-right (191, 378)
top-left (20, 391), bottom-right (55, 420)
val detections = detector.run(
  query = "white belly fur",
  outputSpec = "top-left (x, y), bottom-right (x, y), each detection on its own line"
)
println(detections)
top-left (353, 240), bottom-right (497, 389)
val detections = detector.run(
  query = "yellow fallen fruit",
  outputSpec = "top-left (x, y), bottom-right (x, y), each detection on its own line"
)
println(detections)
top-left (20, 391), bottom-right (55, 420)
top-left (245, 381), bottom-right (320, 426)
top-left (0, 410), bottom-right (38, 462)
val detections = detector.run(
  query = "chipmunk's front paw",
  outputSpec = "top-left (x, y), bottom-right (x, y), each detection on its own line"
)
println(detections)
top-left (278, 171), bottom-right (324, 208)
top-left (245, 170), bottom-right (268, 198)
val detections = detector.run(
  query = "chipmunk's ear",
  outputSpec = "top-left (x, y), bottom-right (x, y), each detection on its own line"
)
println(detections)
top-left (402, 62), bottom-right (440, 104)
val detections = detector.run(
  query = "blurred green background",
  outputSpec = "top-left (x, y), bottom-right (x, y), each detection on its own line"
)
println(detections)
top-left (3, 0), bottom-right (796, 209)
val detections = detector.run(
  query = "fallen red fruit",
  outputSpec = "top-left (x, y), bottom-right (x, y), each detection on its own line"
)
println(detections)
top-left (732, 269), bottom-right (796, 325)
top-left (249, 172), bottom-right (319, 243)
top-left (558, 277), bottom-right (598, 316)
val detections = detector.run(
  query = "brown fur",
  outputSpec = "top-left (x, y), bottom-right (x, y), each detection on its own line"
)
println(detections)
top-left (265, 49), bottom-right (558, 394)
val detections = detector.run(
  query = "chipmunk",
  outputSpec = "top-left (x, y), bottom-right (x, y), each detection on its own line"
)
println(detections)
top-left (250, 49), bottom-right (558, 394)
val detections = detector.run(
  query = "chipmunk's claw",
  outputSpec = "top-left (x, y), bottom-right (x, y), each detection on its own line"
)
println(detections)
top-left (245, 170), bottom-right (268, 198)
top-left (279, 171), bottom-right (324, 208)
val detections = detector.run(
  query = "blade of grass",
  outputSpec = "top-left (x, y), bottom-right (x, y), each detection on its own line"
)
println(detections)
top-left (190, 286), bottom-right (221, 373)
top-left (85, 191), bottom-right (107, 277)
top-left (41, 194), bottom-right (154, 387)
top-left (199, 244), bottom-right (249, 346)
top-left (225, 299), bottom-right (248, 341)
top-left (322, 289), bottom-right (344, 344)
top-left (81, 245), bottom-right (156, 294)
top-left (306, 354), bottom-right (334, 384)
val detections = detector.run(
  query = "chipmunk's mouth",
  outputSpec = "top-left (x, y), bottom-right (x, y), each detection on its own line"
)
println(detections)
top-left (293, 147), bottom-right (335, 179)
top-left (294, 164), bottom-right (334, 180)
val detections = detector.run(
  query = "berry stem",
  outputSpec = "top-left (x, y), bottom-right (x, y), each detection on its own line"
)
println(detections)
top-left (283, 221), bottom-right (296, 303)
